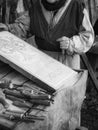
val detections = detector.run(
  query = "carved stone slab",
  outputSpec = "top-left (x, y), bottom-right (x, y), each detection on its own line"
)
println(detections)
top-left (0, 31), bottom-right (78, 92)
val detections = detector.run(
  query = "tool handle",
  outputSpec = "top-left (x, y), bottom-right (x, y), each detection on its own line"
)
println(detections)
top-left (13, 101), bottom-right (32, 108)
top-left (22, 90), bottom-right (52, 100)
top-left (3, 89), bottom-right (24, 98)
top-left (61, 49), bottom-right (66, 63)
top-left (0, 97), bottom-right (9, 108)
top-left (30, 99), bottom-right (50, 106)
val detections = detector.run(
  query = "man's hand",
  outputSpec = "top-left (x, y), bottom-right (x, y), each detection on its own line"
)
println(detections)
top-left (57, 36), bottom-right (70, 50)
top-left (0, 23), bottom-right (8, 31)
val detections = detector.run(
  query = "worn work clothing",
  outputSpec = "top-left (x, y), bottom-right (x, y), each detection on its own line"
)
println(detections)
top-left (7, 0), bottom-right (94, 69)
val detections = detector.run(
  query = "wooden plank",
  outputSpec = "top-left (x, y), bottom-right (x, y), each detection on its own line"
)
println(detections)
top-left (89, 44), bottom-right (98, 54)
top-left (81, 54), bottom-right (98, 93)
top-left (3, 71), bottom-right (19, 81)
top-left (3, 71), bottom-right (28, 85)
top-left (0, 61), bottom-right (28, 85)
top-left (23, 80), bottom-right (47, 93)
top-left (0, 31), bottom-right (78, 93)
top-left (0, 64), bottom-right (12, 79)
top-left (89, 37), bottom-right (98, 54)
top-left (11, 73), bottom-right (28, 85)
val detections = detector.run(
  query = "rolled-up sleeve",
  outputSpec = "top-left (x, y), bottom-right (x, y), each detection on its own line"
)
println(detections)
top-left (7, 11), bottom-right (30, 39)
top-left (67, 8), bottom-right (94, 55)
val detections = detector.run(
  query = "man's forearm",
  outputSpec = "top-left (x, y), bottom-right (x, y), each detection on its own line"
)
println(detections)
top-left (66, 8), bottom-right (94, 55)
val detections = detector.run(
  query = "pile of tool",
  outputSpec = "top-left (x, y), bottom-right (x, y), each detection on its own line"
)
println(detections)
top-left (0, 79), bottom-right (54, 123)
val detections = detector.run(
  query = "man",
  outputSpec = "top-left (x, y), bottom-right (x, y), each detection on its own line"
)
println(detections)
top-left (0, 0), bottom-right (94, 129)
top-left (0, 0), bottom-right (94, 70)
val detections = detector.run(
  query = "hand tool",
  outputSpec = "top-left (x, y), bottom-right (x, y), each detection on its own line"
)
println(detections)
top-left (61, 49), bottom-right (66, 63)
top-left (0, 97), bottom-right (9, 108)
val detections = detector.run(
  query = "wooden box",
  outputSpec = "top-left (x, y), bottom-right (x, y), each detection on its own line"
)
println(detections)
top-left (0, 31), bottom-right (78, 93)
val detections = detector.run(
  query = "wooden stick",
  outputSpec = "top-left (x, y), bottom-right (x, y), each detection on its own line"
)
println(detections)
top-left (81, 54), bottom-right (98, 93)
top-left (5, 0), bottom-right (10, 24)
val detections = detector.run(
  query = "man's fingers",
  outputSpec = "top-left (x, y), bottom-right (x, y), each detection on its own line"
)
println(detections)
top-left (57, 36), bottom-right (69, 42)
top-left (60, 41), bottom-right (69, 49)
top-left (57, 36), bottom-right (70, 50)
top-left (60, 41), bottom-right (69, 46)
top-left (60, 45), bottom-right (68, 49)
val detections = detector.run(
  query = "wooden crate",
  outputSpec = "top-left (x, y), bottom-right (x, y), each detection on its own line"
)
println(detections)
top-left (0, 31), bottom-right (78, 93)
